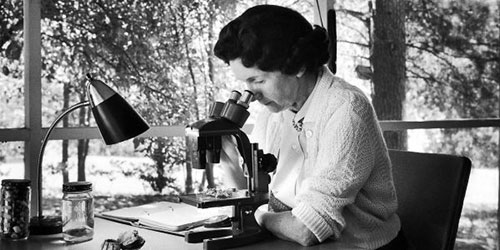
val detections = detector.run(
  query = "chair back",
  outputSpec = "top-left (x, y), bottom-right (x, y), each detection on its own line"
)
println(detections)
top-left (389, 150), bottom-right (471, 250)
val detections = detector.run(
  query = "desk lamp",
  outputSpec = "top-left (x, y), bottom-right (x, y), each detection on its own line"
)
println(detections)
top-left (29, 74), bottom-right (150, 235)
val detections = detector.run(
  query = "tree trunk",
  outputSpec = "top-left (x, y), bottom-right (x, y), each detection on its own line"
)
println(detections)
top-left (206, 3), bottom-right (216, 105)
top-left (77, 138), bottom-right (88, 181)
top-left (371, 0), bottom-right (407, 150)
top-left (184, 138), bottom-right (194, 194)
top-left (77, 91), bottom-right (89, 181)
top-left (180, 9), bottom-right (199, 193)
top-left (61, 81), bottom-right (70, 183)
top-left (196, 3), bottom-right (219, 191)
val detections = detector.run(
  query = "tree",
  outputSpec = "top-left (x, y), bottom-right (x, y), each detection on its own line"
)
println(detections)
top-left (334, 0), bottom-right (407, 150)
top-left (371, 0), bottom-right (407, 150)
top-left (35, 0), bottom-right (241, 193)
top-left (405, 1), bottom-right (499, 247)
top-left (0, 0), bottom-right (23, 64)
top-left (61, 80), bottom-right (70, 183)
top-left (1, 0), bottom-right (341, 195)
top-left (406, 0), bottom-right (499, 167)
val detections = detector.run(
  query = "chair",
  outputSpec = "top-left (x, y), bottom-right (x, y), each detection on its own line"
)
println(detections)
top-left (389, 150), bottom-right (471, 250)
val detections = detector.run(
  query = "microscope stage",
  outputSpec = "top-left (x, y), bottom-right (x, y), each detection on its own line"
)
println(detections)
top-left (181, 189), bottom-right (252, 208)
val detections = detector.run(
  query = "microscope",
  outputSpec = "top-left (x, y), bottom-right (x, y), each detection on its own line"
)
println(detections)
top-left (182, 90), bottom-right (277, 250)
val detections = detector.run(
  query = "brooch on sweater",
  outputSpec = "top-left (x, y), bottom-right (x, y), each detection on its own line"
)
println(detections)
top-left (292, 117), bottom-right (304, 132)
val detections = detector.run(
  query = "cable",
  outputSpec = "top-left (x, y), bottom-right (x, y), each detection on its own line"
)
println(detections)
top-left (315, 0), bottom-right (324, 28)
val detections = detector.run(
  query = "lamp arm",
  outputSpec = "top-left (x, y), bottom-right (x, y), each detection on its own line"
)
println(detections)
top-left (36, 101), bottom-right (90, 219)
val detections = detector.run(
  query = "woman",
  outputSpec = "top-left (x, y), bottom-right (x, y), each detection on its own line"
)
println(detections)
top-left (213, 5), bottom-right (407, 249)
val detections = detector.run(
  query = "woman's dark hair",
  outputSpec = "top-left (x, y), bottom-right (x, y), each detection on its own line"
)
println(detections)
top-left (214, 5), bottom-right (329, 75)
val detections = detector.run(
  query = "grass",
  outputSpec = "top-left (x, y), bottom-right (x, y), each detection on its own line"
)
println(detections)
top-left (456, 204), bottom-right (498, 250)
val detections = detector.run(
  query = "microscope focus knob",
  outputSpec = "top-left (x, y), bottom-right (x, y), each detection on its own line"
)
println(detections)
top-left (260, 153), bottom-right (277, 173)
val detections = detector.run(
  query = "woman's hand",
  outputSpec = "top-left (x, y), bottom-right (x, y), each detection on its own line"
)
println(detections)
top-left (254, 204), bottom-right (319, 246)
top-left (254, 204), bottom-right (269, 227)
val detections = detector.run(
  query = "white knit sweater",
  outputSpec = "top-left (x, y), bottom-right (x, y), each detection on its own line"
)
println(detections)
top-left (251, 67), bottom-right (401, 249)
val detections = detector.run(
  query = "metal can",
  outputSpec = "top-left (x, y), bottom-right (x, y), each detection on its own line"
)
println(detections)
top-left (62, 181), bottom-right (94, 243)
top-left (0, 179), bottom-right (31, 240)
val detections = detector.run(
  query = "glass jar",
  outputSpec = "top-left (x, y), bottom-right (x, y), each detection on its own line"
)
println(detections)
top-left (0, 179), bottom-right (31, 240)
top-left (62, 181), bottom-right (94, 243)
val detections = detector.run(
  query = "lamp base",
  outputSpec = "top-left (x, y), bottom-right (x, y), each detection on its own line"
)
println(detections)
top-left (29, 215), bottom-right (63, 235)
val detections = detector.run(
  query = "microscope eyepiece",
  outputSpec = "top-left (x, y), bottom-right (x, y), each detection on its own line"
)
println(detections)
top-left (237, 90), bottom-right (253, 109)
top-left (216, 89), bottom-right (253, 127)
top-left (229, 90), bottom-right (242, 103)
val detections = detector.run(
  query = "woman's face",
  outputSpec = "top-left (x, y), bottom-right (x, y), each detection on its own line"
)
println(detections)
top-left (229, 58), bottom-right (301, 113)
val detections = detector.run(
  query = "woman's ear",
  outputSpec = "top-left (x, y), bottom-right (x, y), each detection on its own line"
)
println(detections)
top-left (296, 67), bottom-right (306, 78)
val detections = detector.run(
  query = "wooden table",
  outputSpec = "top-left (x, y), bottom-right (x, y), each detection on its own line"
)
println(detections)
top-left (0, 217), bottom-right (340, 250)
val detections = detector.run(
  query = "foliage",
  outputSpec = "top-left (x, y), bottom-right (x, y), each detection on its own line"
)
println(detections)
top-left (0, 0), bottom-right (23, 70)
top-left (2, 0), bottom-right (496, 191)
top-left (132, 137), bottom-right (185, 194)
top-left (334, 0), bottom-right (499, 167)
top-left (456, 204), bottom-right (498, 250)
top-left (0, 0), bottom-right (24, 161)
top-left (406, 0), bottom-right (499, 167)
top-left (0, 0), bottom-right (24, 154)
top-left (35, 0), bottom-right (240, 193)
top-left (406, 0), bottom-right (499, 118)
top-left (28, 0), bottom-right (316, 193)
top-left (0, 0), bottom-right (315, 192)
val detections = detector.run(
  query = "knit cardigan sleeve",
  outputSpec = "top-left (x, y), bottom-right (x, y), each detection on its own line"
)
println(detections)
top-left (291, 97), bottom-right (376, 242)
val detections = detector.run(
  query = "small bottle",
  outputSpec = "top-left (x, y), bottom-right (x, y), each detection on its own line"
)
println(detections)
top-left (0, 179), bottom-right (31, 240)
top-left (62, 181), bottom-right (94, 243)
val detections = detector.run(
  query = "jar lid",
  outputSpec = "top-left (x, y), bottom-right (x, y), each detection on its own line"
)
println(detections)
top-left (1, 179), bottom-right (31, 187)
top-left (63, 181), bottom-right (92, 192)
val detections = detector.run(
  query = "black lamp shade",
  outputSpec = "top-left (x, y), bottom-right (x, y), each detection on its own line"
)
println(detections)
top-left (88, 77), bottom-right (149, 145)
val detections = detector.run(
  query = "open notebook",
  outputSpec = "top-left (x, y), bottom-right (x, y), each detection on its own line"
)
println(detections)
top-left (98, 201), bottom-right (233, 233)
